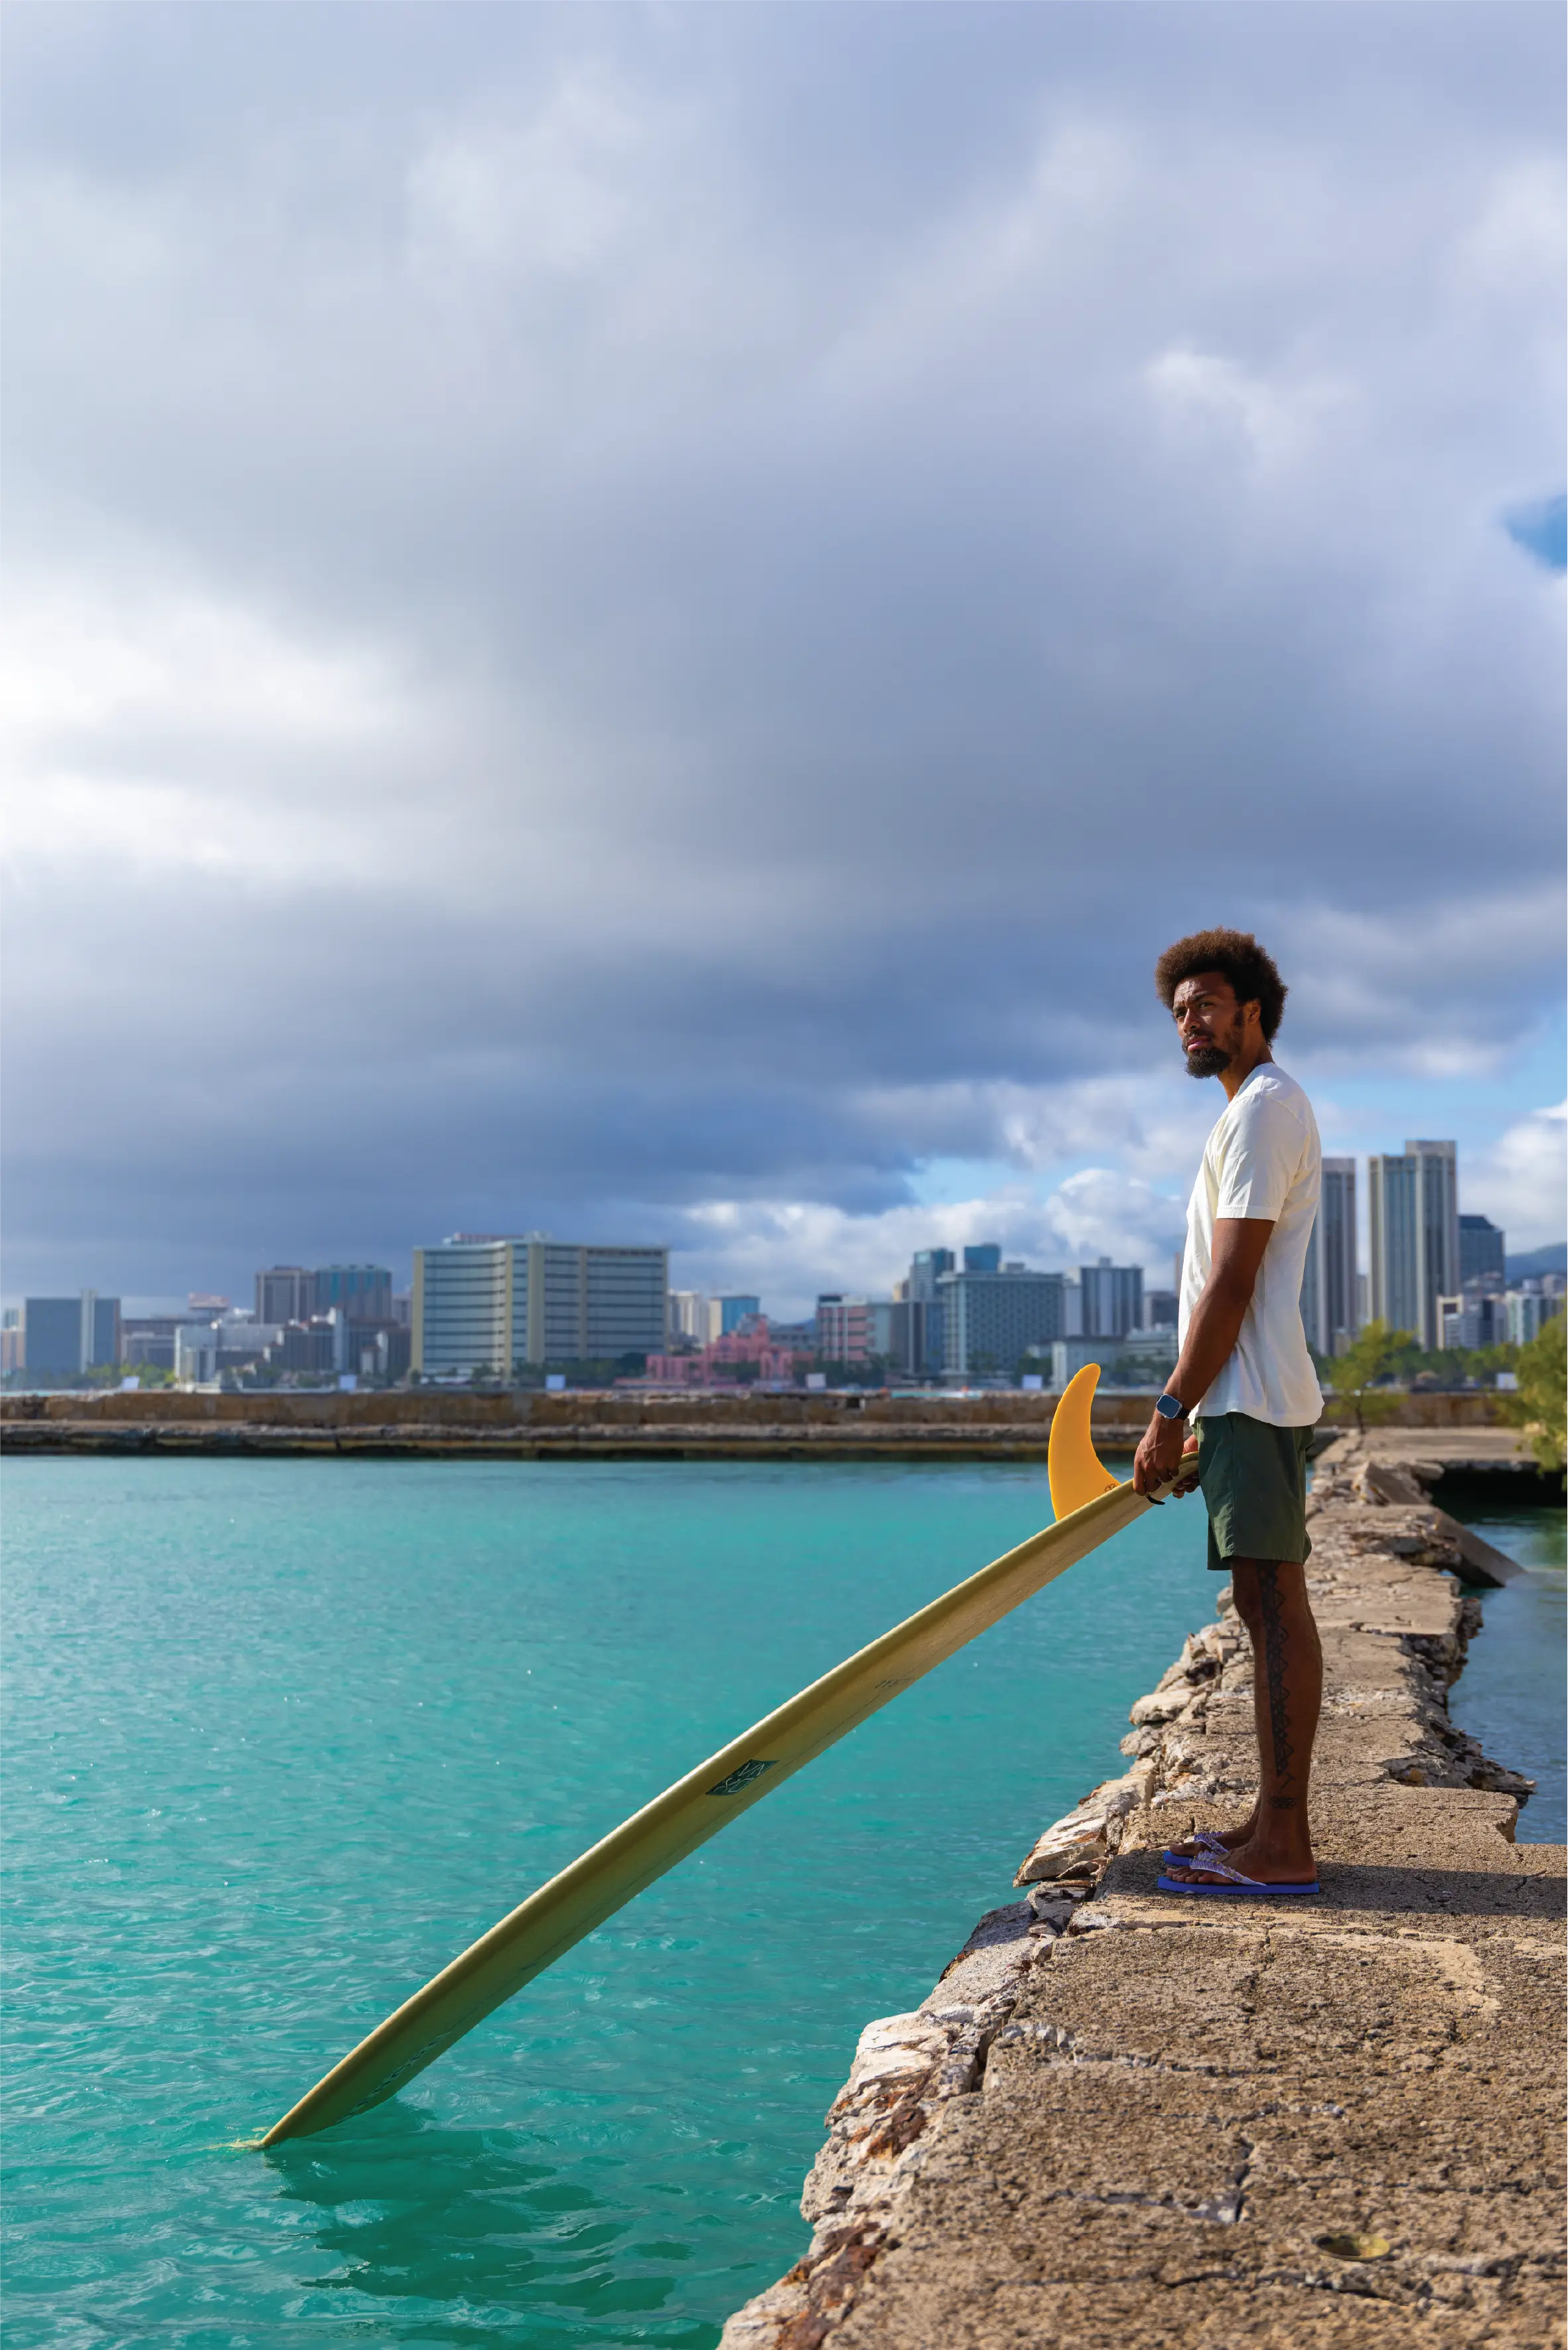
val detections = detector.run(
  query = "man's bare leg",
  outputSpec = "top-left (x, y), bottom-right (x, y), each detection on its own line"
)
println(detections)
top-left (1167, 1558), bottom-right (1321, 1884)
top-left (1166, 1568), bottom-right (1262, 1860)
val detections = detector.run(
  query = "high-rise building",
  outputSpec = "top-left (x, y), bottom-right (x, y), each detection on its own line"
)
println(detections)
top-left (905, 1248), bottom-right (956, 1374)
top-left (1368, 1153), bottom-right (1419, 1338)
top-left (963, 1245), bottom-right (1002, 1273)
top-left (313, 1264), bottom-right (394, 1322)
top-left (1301, 1157), bottom-right (1357, 1355)
top-left (1322, 1157), bottom-right (1359, 1349)
top-left (1368, 1142), bottom-right (1459, 1349)
top-left (22, 1292), bottom-right (121, 1379)
top-left (1411, 1141), bottom-right (1459, 1351)
top-left (666, 1291), bottom-right (707, 1344)
top-left (938, 1266), bottom-right (1071, 1378)
top-left (1459, 1215), bottom-right (1506, 1293)
top-left (255, 1266), bottom-right (314, 1324)
top-left (90, 1292), bottom-right (121, 1368)
top-left (816, 1295), bottom-right (871, 1361)
top-left (715, 1295), bottom-right (761, 1337)
top-left (1506, 1289), bottom-right (1565, 1348)
top-left (412, 1237), bottom-right (668, 1376)
top-left (1079, 1259), bottom-right (1143, 1339)
top-left (1438, 1293), bottom-right (1510, 1350)
top-left (867, 1299), bottom-right (900, 1360)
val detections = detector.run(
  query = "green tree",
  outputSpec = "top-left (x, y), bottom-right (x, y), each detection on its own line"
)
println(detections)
top-left (1499, 1311), bottom-right (1566, 1477)
top-left (1327, 1319), bottom-right (1415, 1432)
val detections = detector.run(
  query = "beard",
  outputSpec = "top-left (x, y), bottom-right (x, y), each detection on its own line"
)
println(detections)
top-left (1183, 1043), bottom-right (1232, 1080)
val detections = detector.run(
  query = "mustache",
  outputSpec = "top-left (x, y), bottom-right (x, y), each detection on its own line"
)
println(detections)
top-left (1183, 1041), bottom-right (1233, 1079)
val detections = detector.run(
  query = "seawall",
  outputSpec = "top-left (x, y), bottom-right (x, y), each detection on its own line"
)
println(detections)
top-left (0, 1388), bottom-right (1539, 1469)
top-left (719, 1430), bottom-right (1566, 2348)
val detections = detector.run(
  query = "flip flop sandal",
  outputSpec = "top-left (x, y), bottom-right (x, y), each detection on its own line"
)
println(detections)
top-left (1157, 1860), bottom-right (1320, 1899)
top-left (1160, 1830), bottom-right (1230, 1868)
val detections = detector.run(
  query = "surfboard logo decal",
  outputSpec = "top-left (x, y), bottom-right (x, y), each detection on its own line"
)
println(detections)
top-left (707, 1759), bottom-right (777, 1796)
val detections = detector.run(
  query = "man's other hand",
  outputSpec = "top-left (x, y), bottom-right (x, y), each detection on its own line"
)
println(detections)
top-left (1133, 1414), bottom-right (1200, 1499)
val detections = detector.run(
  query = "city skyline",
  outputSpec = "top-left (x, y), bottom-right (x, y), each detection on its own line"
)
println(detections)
top-left (5, 1045), bottom-right (1563, 1321)
top-left (9, 1136), bottom-right (1562, 1335)
top-left (15, 1205), bottom-right (1564, 1388)
top-left (13, 1140), bottom-right (1563, 1377)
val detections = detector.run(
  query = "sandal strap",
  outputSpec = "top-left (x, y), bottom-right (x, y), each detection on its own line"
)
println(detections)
top-left (1178, 1858), bottom-right (1265, 1888)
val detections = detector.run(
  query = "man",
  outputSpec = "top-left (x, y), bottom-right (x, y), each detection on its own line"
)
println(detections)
top-left (1132, 928), bottom-right (1323, 1895)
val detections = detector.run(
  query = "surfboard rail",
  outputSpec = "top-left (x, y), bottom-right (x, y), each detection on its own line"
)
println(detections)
top-left (259, 1366), bottom-right (1163, 2145)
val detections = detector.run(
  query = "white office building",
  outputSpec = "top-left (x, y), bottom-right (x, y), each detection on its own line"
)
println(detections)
top-left (173, 1325), bottom-right (220, 1383)
top-left (413, 1236), bottom-right (668, 1376)
top-left (666, 1291), bottom-right (707, 1344)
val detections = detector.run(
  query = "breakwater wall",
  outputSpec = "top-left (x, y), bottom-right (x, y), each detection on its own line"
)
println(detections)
top-left (0, 1386), bottom-right (1526, 1464)
top-left (721, 1430), bottom-right (1565, 2348)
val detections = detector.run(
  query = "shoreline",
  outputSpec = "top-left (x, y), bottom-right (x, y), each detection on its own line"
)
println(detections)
top-left (1, 1391), bottom-right (1551, 1489)
top-left (719, 1428), bottom-right (1566, 2348)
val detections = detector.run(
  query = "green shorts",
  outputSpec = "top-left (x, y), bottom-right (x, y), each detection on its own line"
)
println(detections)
top-left (1195, 1412), bottom-right (1314, 1572)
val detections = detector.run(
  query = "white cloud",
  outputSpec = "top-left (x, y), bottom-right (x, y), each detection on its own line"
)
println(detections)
top-left (1466, 1103), bottom-right (1568, 1255)
top-left (1146, 344), bottom-right (1349, 472)
top-left (674, 1166), bottom-right (1188, 1323)
top-left (0, 572), bottom-right (427, 881)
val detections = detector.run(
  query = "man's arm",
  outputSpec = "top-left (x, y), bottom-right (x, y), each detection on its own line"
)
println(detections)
top-left (1132, 1217), bottom-right (1275, 1497)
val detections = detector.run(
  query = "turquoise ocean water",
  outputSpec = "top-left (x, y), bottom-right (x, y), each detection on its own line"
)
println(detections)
top-left (0, 1457), bottom-right (1213, 2340)
top-left (1445, 1489), bottom-right (1567, 1842)
top-left (4, 1459), bottom-right (1561, 2349)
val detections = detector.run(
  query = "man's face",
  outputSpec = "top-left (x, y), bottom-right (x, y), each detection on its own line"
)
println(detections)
top-left (1171, 971), bottom-right (1255, 1079)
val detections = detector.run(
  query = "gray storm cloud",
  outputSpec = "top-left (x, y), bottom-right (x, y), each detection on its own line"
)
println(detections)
top-left (2, 2), bottom-right (1563, 1300)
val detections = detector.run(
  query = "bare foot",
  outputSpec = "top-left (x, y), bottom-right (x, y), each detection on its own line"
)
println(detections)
top-left (1164, 1832), bottom-right (1316, 1887)
top-left (1165, 1811), bottom-right (1256, 1863)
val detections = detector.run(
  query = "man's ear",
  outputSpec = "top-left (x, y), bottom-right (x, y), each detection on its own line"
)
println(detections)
top-left (1242, 997), bottom-right (1263, 1032)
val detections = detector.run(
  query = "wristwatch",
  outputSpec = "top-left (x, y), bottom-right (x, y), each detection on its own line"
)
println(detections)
top-left (1155, 1392), bottom-right (1188, 1422)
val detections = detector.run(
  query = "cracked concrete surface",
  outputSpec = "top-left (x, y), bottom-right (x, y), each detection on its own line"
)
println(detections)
top-left (720, 1433), bottom-right (1565, 2349)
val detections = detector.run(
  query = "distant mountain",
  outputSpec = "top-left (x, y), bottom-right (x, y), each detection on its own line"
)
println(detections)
top-left (1506, 1243), bottom-right (1567, 1282)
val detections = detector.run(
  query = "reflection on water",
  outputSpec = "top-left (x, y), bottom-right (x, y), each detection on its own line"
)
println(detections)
top-left (269, 2104), bottom-right (705, 2345)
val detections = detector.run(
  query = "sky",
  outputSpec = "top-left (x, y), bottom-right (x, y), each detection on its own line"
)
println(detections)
top-left (3, 1), bottom-right (1563, 1317)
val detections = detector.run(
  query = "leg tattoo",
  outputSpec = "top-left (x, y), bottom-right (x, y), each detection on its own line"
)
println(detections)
top-left (1184, 1558), bottom-right (1320, 1879)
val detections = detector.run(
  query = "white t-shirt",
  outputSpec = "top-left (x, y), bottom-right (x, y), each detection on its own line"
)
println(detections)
top-left (1179, 1063), bottom-right (1323, 1428)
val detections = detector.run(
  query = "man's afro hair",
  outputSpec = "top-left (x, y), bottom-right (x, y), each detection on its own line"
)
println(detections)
top-left (1154, 928), bottom-right (1288, 1042)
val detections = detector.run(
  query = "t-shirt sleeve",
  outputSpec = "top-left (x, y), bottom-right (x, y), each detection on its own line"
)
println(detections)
top-left (1215, 1093), bottom-right (1305, 1222)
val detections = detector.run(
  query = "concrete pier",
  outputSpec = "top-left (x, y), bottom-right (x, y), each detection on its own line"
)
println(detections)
top-left (721, 1430), bottom-right (1565, 2348)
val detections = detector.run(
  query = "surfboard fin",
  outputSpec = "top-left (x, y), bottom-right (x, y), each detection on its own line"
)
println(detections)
top-left (1046, 1364), bottom-right (1123, 1520)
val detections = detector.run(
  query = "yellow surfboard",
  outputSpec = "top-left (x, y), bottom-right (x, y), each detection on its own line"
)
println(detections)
top-left (260, 1366), bottom-right (1161, 2145)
